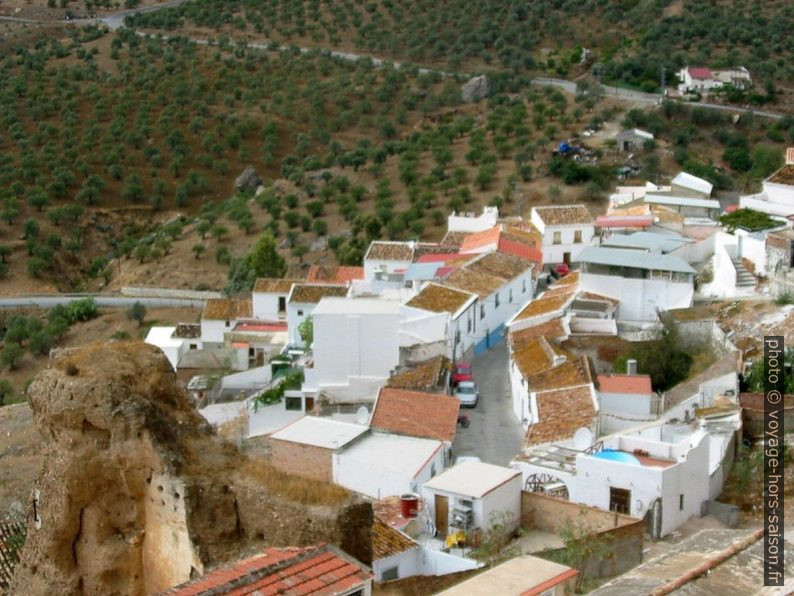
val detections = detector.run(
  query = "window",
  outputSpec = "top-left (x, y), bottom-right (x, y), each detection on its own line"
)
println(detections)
top-left (480, 304), bottom-right (485, 319)
top-left (285, 397), bottom-right (303, 411)
top-left (455, 330), bottom-right (461, 344)
top-left (509, 289), bottom-right (513, 303)
top-left (278, 297), bottom-right (286, 312)
top-left (297, 309), bottom-right (304, 316)
top-left (609, 487), bottom-right (631, 514)
top-left (553, 231), bottom-right (562, 245)
top-left (189, 343), bottom-right (197, 350)
top-left (467, 316), bottom-right (472, 333)
top-left (495, 292), bottom-right (500, 308)
top-left (380, 567), bottom-right (399, 581)
top-left (224, 320), bottom-right (230, 328)
top-left (679, 494), bottom-right (684, 511)
top-left (574, 229), bottom-right (582, 243)
top-left (431, 463), bottom-right (437, 476)
top-left (522, 279), bottom-right (527, 293)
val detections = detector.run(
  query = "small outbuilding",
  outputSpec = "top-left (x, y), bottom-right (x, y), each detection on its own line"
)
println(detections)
top-left (616, 128), bottom-right (654, 152)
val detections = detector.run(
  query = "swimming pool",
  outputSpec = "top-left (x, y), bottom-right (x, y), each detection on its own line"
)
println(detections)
top-left (592, 449), bottom-right (641, 465)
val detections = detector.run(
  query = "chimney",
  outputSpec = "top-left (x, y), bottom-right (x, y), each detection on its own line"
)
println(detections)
top-left (627, 359), bottom-right (638, 375)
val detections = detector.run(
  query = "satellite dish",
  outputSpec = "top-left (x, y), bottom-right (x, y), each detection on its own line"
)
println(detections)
top-left (355, 406), bottom-right (370, 426)
top-left (573, 427), bottom-right (593, 450)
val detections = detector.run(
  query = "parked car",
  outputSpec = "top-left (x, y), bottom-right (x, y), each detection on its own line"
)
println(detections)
top-left (451, 362), bottom-right (472, 385)
top-left (543, 263), bottom-right (570, 283)
top-left (453, 381), bottom-right (479, 408)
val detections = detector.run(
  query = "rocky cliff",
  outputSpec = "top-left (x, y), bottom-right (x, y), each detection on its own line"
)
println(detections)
top-left (10, 342), bottom-right (371, 595)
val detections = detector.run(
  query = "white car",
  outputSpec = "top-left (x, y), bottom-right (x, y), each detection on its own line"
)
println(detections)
top-left (453, 381), bottom-right (479, 408)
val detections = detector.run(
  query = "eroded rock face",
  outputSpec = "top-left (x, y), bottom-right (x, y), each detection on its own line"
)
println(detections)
top-left (461, 75), bottom-right (491, 102)
top-left (234, 166), bottom-right (262, 191)
top-left (11, 343), bottom-right (371, 596)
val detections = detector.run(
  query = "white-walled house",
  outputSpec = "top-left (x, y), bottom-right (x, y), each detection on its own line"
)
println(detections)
top-left (364, 241), bottom-right (415, 281)
top-left (200, 298), bottom-right (253, 346)
top-left (530, 205), bottom-right (595, 265)
top-left (447, 206), bottom-right (499, 233)
top-left (597, 372), bottom-right (655, 434)
top-left (334, 432), bottom-right (445, 499)
top-left (677, 66), bottom-right (751, 95)
top-left (405, 283), bottom-right (478, 360)
top-left (575, 246), bottom-right (695, 322)
top-left (513, 422), bottom-right (711, 538)
top-left (252, 278), bottom-right (301, 320)
top-left (740, 161), bottom-right (794, 218)
top-left (422, 461), bottom-right (522, 538)
top-left (670, 172), bottom-right (714, 198)
top-left (302, 297), bottom-right (447, 401)
top-left (441, 252), bottom-right (535, 355)
top-left (286, 283), bottom-right (349, 347)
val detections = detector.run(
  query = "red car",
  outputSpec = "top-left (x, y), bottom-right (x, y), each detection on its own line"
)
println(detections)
top-left (452, 362), bottom-right (473, 385)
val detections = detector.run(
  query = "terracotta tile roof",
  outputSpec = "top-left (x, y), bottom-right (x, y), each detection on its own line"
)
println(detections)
top-left (512, 337), bottom-right (558, 379)
top-left (165, 544), bottom-right (371, 595)
top-left (442, 267), bottom-right (505, 298)
top-left (288, 283), bottom-right (349, 304)
top-left (415, 252), bottom-right (463, 263)
top-left (306, 265), bottom-right (364, 284)
top-left (253, 278), bottom-right (302, 293)
top-left (386, 355), bottom-right (449, 392)
top-left (413, 243), bottom-right (458, 261)
top-left (688, 66), bottom-right (713, 79)
top-left (466, 251), bottom-right (532, 281)
top-left (512, 291), bottom-right (575, 322)
top-left (577, 291), bottom-right (619, 307)
top-left (406, 283), bottom-right (476, 315)
top-left (768, 164), bottom-right (794, 186)
top-left (441, 231), bottom-right (469, 248)
top-left (529, 356), bottom-right (594, 392)
top-left (525, 385), bottom-right (596, 447)
top-left (498, 229), bottom-right (543, 264)
top-left (597, 374), bottom-right (652, 395)
top-left (510, 318), bottom-right (567, 349)
top-left (459, 227), bottom-right (501, 252)
top-left (174, 323), bottom-right (201, 339)
top-left (202, 298), bottom-right (253, 321)
top-left (551, 271), bottom-right (580, 287)
top-left (371, 387), bottom-right (460, 443)
top-left (533, 205), bottom-right (594, 226)
top-left (372, 518), bottom-right (418, 560)
top-left (366, 241), bottom-right (414, 261)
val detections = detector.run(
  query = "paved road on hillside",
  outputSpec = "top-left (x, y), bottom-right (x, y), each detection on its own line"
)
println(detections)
top-left (0, 295), bottom-right (204, 309)
top-left (453, 341), bottom-right (524, 466)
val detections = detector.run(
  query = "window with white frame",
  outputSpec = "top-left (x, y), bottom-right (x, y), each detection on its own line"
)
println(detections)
top-left (553, 231), bottom-right (562, 245)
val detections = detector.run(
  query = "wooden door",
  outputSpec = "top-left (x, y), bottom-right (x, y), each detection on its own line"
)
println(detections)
top-left (435, 494), bottom-right (448, 536)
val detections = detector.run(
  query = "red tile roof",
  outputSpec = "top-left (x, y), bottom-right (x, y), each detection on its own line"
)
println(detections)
top-left (372, 518), bottom-right (418, 560)
top-left (688, 67), bottom-right (713, 79)
top-left (371, 387), bottom-right (460, 442)
top-left (306, 265), bottom-right (364, 284)
top-left (165, 544), bottom-right (372, 596)
top-left (459, 227), bottom-right (501, 253)
top-left (235, 322), bottom-right (288, 332)
top-left (510, 318), bottom-right (568, 349)
top-left (595, 215), bottom-right (654, 229)
top-left (498, 235), bottom-right (543, 264)
top-left (525, 385), bottom-right (596, 447)
top-left (416, 252), bottom-right (462, 263)
top-left (597, 374), bottom-right (652, 396)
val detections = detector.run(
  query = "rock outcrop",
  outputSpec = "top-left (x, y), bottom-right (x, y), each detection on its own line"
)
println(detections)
top-left (461, 75), bottom-right (491, 102)
top-left (11, 343), bottom-right (371, 596)
top-left (234, 166), bottom-right (261, 191)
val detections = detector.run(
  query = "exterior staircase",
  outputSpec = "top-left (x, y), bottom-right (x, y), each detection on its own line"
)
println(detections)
top-left (731, 257), bottom-right (755, 288)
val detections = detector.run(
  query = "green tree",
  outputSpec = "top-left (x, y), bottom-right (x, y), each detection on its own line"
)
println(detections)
top-left (127, 301), bottom-right (147, 326)
top-left (298, 316), bottom-right (313, 345)
top-left (122, 174), bottom-right (145, 203)
top-left (226, 232), bottom-right (286, 293)
top-left (192, 243), bottom-right (206, 259)
top-left (29, 330), bottom-right (53, 356)
top-left (0, 379), bottom-right (14, 406)
top-left (1, 342), bottom-right (23, 371)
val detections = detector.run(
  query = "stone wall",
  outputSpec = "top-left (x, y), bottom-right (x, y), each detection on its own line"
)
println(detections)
top-left (267, 439), bottom-right (334, 483)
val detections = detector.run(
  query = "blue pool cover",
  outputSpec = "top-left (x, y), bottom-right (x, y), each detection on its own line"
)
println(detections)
top-left (592, 449), bottom-right (641, 465)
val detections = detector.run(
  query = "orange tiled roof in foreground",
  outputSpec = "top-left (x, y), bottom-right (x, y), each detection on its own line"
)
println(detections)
top-left (529, 356), bottom-right (594, 393)
top-left (386, 355), bottom-right (449, 392)
top-left (406, 283), bottom-right (476, 315)
top-left (371, 387), bottom-right (460, 443)
top-left (513, 291), bottom-right (575, 322)
top-left (525, 385), bottom-right (596, 447)
top-left (165, 544), bottom-right (372, 595)
top-left (512, 337), bottom-right (558, 380)
top-left (253, 278), bottom-right (302, 294)
top-left (597, 374), bottom-right (652, 396)
top-left (373, 518), bottom-right (418, 560)
top-left (306, 265), bottom-right (364, 284)
top-left (533, 204), bottom-right (594, 226)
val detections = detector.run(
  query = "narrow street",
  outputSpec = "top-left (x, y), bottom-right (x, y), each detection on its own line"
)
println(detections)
top-left (452, 341), bottom-right (525, 466)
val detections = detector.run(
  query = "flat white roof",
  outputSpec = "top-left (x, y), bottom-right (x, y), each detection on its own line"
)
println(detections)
top-left (645, 194), bottom-right (720, 209)
top-left (603, 231), bottom-right (692, 253)
top-left (576, 247), bottom-right (695, 274)
top-left (312, 297), bottom-right (402, 316)
top-left (435, 555), bottom-right (576, 595)
top-left (269, 416), bottom-right (368, 449)
top-left (423, 460), bottom-right (520, 498)
top-left (336, 433), bottom-right (443, 498)
top-left (144, 326), bottom-right (184, 349)
top-left (671, 172), bottom-right (714, 196)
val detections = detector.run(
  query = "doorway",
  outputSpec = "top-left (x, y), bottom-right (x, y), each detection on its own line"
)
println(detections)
top-left (434, 494), bottom-right (449, 536)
